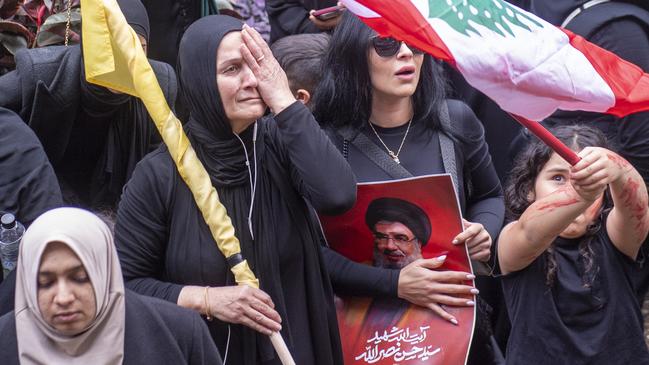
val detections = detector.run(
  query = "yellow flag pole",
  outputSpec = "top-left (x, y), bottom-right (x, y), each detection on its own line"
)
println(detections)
top-left (80, 1), bottom-right (295, 363)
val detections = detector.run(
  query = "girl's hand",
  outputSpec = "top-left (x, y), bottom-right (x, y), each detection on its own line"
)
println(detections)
top-left (453, 219), bottom-right (492, 262)
top-left (570, 147), bottom-right (628, 202)
top-left (398, 256), bottom-right (477, 325)
top-left (207, 285), bottom-right (282, 336)
top-left (240, 24), bottom-right (296, 114)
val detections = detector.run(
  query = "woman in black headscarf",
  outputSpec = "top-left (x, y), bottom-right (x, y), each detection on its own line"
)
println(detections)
top-left (0, 0), bottom-right (176, 210)
top-left (114, 15), bottom-right (355, 365)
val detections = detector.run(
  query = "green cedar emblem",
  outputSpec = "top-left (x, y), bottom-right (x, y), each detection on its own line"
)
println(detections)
top-left (428, 0), bottom-right (542, 37)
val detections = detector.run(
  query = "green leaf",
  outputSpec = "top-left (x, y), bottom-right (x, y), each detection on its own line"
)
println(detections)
top-left (428, 0), bottom-right (542, 37)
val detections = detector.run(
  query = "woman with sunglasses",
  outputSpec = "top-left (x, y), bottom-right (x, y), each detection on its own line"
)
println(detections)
top-left (313, 12), bottom-right (505, 363)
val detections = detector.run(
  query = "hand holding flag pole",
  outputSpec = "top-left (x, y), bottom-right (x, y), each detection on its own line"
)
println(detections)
top-left (79, 0), bottom-right (295, 363)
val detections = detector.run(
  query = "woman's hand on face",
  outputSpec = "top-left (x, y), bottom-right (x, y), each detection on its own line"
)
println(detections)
top-left (570, 147), bottom-right (627, 202)
top-left (453, 219), bottom-right (492, 262)
top-left (398, 256), bottom-right (477, 325)
top-left (240, 24), bottom-right (296, 115)
top-left (207, 285), bottom-right (282, 336)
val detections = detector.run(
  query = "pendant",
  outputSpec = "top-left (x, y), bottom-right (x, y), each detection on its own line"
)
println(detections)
top-left (389, 151), bottom-right (400, 164)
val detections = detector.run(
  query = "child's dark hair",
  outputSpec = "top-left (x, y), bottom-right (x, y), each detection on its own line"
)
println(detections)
top-left (270, 33), bottom-right (330, 96)
top-left (505, 124), bottom-right (612, 288)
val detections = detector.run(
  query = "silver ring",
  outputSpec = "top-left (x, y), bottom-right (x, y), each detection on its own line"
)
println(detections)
top-left (256, 55), bottom-right (265, 62)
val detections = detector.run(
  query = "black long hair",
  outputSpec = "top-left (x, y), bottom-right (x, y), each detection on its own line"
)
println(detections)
top-left (312, 12), bottom-right (447, 131)
top-left (506, 124), bottom-right (612, 287)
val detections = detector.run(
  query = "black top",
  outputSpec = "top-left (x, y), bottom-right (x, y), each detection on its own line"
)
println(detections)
top-left (0, 290), bottom-right (222, 365)
top-left (141, 0), bottom-right (200, 69)
top-left (115, 102), bottom-right (354, 365)
top-left (266, 0), bottom-right (337, 43)
top-left (0, 107), bottom-right (62, 227)
top-left (502, 221), bottom-right (649, 364)
top-left (322, 99), bottom-right (505, 296)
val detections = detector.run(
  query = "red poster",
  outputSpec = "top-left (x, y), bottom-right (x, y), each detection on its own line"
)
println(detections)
top-left (319, 174), bottom-right (475, 364)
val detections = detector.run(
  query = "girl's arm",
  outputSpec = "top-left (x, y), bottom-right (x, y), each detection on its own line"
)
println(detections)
top-left (571, 148), bottom-right (649, 259)
top-left (497, 186), bottom-right (592, 275)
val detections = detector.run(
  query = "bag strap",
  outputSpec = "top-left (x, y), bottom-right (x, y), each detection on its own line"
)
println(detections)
top-left (437, 101), bottom-right (460, 197)
top-left (562, 0), bottom-right (649, 40)
top-left (337, 125), bottom-right (413, 179)
top-left (561, 0), bottom-right (611, 28)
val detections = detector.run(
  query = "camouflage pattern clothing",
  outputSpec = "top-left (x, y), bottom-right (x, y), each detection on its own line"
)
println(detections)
top-left (230, 0), bottom-right (270, 42)
top-left (0, 0), bottom-right (80, 74)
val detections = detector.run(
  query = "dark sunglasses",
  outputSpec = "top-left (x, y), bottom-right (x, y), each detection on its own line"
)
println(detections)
top-left (371, 36), bottom-right (425, 57)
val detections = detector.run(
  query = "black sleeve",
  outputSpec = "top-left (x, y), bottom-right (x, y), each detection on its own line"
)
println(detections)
top-left (0, 270), bottom-right (15, 316)
top-left (451, 100), bottom-right (505, 241)
top-left (189, 310), bottom-right (223, 365)
top-left (589, 20), bottom-right (649, 187)
top-left (0, 71), bottom-right (23, 113)
top-left (322, 246), bottom-right (400, 297)
top-left (114, 151), bottom-right (184, 303)
top-left (266, 0), bottom-right (319, 42)
top-left (0, 108), bottom-right (63, 227)
top-left (272, 101), bottom-right (357, 215)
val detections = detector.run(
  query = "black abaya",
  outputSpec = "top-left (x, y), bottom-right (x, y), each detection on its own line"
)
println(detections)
top-left (115, 15), bottom-right (355, 365)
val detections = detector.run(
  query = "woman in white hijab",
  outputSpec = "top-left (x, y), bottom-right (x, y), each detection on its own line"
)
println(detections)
top-left (0, 207), bottom-right (222, 365)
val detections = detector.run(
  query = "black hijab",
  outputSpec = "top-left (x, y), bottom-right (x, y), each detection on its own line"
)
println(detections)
top-left (515, 0), bottom-right (591, 26)
top-left (177, 15), bottom-right (343, 364)
top-left (117, 0), bottom-right (150, 42)
top-left (178, 15), bottom-right (254, 186)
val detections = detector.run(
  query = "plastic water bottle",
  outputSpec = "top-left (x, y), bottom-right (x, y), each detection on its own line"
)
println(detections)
top-left (0, 213), bottom-right (24, 276)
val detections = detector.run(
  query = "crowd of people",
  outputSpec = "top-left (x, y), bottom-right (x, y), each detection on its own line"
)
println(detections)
top-left (1, 0), bottom-right (649, 364)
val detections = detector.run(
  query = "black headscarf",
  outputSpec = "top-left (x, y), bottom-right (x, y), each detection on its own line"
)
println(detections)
top-left (178, 15), bottom-right (253, 186)
top-left (177, 15), bottom-right (343, 364)
top-left (514, 0), bottom-right (591, 26)
top-left (365, 197), bottom-right (432, 246)
top-left (117, 0), bottom-right (150, 41)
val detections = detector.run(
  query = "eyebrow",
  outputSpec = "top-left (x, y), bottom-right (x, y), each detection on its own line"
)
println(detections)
top-left (217, 56), bottom-right (242, 68)
top-left (38, 264), bottom-right (86, 276)
top-left (544, 166), bottom-right (570, 173)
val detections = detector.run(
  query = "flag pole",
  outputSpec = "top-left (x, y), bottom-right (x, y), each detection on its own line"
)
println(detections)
top-left (79, 1), bottom-right (296, 363)
top-left (509, 114), bottom-right (581, 165)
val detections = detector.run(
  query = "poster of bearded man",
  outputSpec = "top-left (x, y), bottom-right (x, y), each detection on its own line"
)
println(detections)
top-left (319, 174), bottom-right (475, 365)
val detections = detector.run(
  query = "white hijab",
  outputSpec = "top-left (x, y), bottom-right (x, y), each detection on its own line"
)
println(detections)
top-left (14, 207), bottom-right (125, 365)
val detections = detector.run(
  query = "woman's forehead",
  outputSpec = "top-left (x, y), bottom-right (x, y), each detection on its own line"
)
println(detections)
top-left (38, 241), bottom-right (83, 271)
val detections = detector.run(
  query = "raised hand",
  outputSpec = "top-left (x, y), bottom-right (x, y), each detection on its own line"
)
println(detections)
top-left (239, 24), bottom-right (296, 115)
top-left (570, 147), bottom-right (628, 202)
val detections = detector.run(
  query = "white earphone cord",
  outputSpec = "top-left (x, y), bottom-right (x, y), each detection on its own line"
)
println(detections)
top-left (232, 121), bottom-right (258, 240)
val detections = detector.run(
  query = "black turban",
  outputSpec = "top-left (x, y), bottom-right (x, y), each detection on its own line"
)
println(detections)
top-left (117, 0), bottom-right (150, 41)
top-left (365, 197), bottom-right (432, 246)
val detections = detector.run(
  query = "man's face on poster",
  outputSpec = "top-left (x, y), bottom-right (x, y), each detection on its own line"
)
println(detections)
top-left (372, 221), bottom-right (423, 269)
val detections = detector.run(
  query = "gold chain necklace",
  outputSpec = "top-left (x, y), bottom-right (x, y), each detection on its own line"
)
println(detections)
top-left (64, 0), bottom-right (73, 46)
top-left (368, 118), bottom-right (412, 164)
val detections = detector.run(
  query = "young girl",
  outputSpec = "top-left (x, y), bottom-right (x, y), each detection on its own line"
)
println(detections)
top-left (498, 125), bottom-right (649, 364)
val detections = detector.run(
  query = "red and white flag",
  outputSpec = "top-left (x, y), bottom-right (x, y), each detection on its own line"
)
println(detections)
top-left (342, 0), bottom-right (649, 121)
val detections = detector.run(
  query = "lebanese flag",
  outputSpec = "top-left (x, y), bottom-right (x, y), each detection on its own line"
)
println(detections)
top-left (342, 0), bottom-right (649, 121)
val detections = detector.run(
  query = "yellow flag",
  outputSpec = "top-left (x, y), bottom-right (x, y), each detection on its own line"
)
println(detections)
top-left (80, 0), bottom-right (258, 288)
